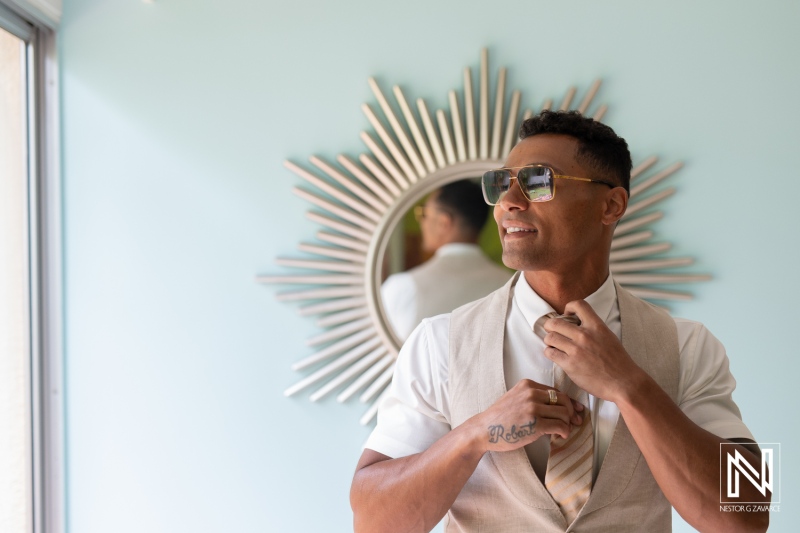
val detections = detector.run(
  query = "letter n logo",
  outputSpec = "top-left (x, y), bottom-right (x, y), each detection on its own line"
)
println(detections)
top-left (720, 442), bottom-right (780, 504)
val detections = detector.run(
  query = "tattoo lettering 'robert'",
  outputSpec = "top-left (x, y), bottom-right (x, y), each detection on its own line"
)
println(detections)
top-left (488, 419), bottom-right (537, 444)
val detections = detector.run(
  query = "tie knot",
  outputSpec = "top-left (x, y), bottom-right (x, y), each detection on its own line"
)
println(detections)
top-left (533, 312), bottom-right (558, 340)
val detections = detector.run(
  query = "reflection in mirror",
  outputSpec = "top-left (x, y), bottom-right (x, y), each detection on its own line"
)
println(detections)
top-left (380, 178), bottom-right (513, 342)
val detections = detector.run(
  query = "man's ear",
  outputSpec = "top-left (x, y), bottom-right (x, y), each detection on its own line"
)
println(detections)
top-left (438, 210), bottom-right (456, 231)
top-left (601, 188), bottom-right (628, 226)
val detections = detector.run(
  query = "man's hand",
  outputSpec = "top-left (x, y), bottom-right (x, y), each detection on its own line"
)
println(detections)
top-left (541, 299), bottom-right (768, 532)
top-left (468, 378), bottom-right (585, 453)
top-left (351, 378), bottom-right (587, 533)
top-left (541, 300), bottom-right (643, 402)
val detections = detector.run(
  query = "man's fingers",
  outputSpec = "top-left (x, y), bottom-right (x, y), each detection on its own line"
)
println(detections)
top-left (533, 417), bottom-right (572, 440)
top-left (534, 403), bottom-right (572, 425)
top-left (513, 378), bottom-right (547, 391)
top-left (564, 299), bottom-right (602, 327)
top-left (543, 316), bottom-right (583, 345)
top-left (507, 380), bottom-right (584, 428)
top-left (536, 389), bottom-right (583, 426)
top-left (504, 383), bottom-right (584, 424)
top-left (542, 330), bottom-right (575, 353)
top-left (543, 346), bottom-right (568, 366)
top-left (544, 316), bottom-right (575, 335)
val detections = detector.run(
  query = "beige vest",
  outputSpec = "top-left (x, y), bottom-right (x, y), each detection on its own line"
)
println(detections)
top-left (446, 273), bottom-right (679, 532)
top-left (409, 248), bottom-right (512, 330)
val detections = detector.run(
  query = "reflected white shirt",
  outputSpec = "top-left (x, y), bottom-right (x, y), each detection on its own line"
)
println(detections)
top-left (366, 274), bottom-right (754, 481)
top-left (381, 243), bottom-right (512, 341)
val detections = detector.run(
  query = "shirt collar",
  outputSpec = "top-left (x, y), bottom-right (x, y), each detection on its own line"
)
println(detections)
top-left (434, 243), bottom-right (483, 257)
top-left (513, 273), bottom-right (617, 330)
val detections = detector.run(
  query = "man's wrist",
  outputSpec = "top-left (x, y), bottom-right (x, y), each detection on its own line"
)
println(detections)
top-left (457, 417), bottom-right (491, 460)
top-left (612, 364), bottom-right (653, 409)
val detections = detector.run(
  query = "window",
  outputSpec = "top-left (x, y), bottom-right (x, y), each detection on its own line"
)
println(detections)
top-left (0, 2), bottom-right (62, 532)
top-left (0, 21), bottom-right (34, 533)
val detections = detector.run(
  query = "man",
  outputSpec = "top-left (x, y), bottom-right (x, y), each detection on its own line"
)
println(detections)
top-left (381, 180), bottom-right (512, 341)
top-left (351, 111), bottom-right (769, 532)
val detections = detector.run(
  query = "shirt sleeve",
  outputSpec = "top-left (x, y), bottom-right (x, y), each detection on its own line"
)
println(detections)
top-left (363, 315), bottom-right (452, 458)
top-left (380, 273), bottom-right (418, 342)
top-left (676, 319), bottom-right (755, 441)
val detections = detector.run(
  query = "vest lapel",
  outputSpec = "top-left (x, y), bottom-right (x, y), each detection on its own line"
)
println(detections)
top-left (480, 273), bottom-right (562, 513)
top-left (578, 282), bottom-right (679, 518)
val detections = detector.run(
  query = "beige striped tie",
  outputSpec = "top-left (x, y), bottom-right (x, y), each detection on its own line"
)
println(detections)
top-left (534, 313), bottom-right (594, 525)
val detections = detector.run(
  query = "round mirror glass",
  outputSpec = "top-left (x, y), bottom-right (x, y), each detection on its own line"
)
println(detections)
top-left (377, 173), bottom-right (513, 345)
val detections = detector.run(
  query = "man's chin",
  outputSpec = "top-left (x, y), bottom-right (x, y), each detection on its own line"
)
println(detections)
top-left (501, 252), bottom-right (541, 272)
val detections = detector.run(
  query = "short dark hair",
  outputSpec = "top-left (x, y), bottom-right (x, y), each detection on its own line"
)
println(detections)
top-left (433, 180), bottom-right (489, 238)
top-left (519, 110), bottom-right (632, 194)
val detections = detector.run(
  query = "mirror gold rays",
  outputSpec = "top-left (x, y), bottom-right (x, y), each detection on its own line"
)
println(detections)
top-left (259, 49), bottom-right (710, 425)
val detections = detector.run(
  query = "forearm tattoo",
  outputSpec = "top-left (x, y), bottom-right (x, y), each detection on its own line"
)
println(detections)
top-left (487, 419), bottom-right (537, 444)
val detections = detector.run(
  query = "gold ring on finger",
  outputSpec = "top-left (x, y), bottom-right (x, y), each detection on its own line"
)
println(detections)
top-left (548, 389), bottom-right (558, 405)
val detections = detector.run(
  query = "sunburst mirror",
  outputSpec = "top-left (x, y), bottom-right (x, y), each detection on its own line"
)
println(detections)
top-left (259, 49), bottom-right (710, 425)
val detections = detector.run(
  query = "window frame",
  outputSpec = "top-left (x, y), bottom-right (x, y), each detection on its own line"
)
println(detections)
top-left (0, 3), bottom-right (63, 533)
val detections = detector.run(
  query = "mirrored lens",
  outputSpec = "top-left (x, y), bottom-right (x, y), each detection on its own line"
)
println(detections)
top-left (481, 169), bottom-right (512, 205)
top-left (518, 166), bottom-right (553, 201)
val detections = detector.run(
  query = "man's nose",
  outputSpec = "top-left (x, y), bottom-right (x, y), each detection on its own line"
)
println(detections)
top-left (497, 177), bottom-right (529, 211)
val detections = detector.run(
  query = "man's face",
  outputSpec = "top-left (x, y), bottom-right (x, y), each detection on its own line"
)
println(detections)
top-left (494, 133), bottom-right (612, 273)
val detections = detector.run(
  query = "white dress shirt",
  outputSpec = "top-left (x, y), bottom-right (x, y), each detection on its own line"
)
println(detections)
top-left (381, 243), bottom-right (512, 341)
top-left (366, 273), bottom-right (754, 482)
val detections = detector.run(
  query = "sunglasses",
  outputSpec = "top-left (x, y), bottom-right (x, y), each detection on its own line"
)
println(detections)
top-left (413, 204), bottom-right (451, 223)
top-left (481, 165), bottom-right (617, 205)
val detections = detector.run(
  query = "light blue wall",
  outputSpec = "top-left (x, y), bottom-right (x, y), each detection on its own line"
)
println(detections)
top-left (61, 1), bottom-right (798, 531)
